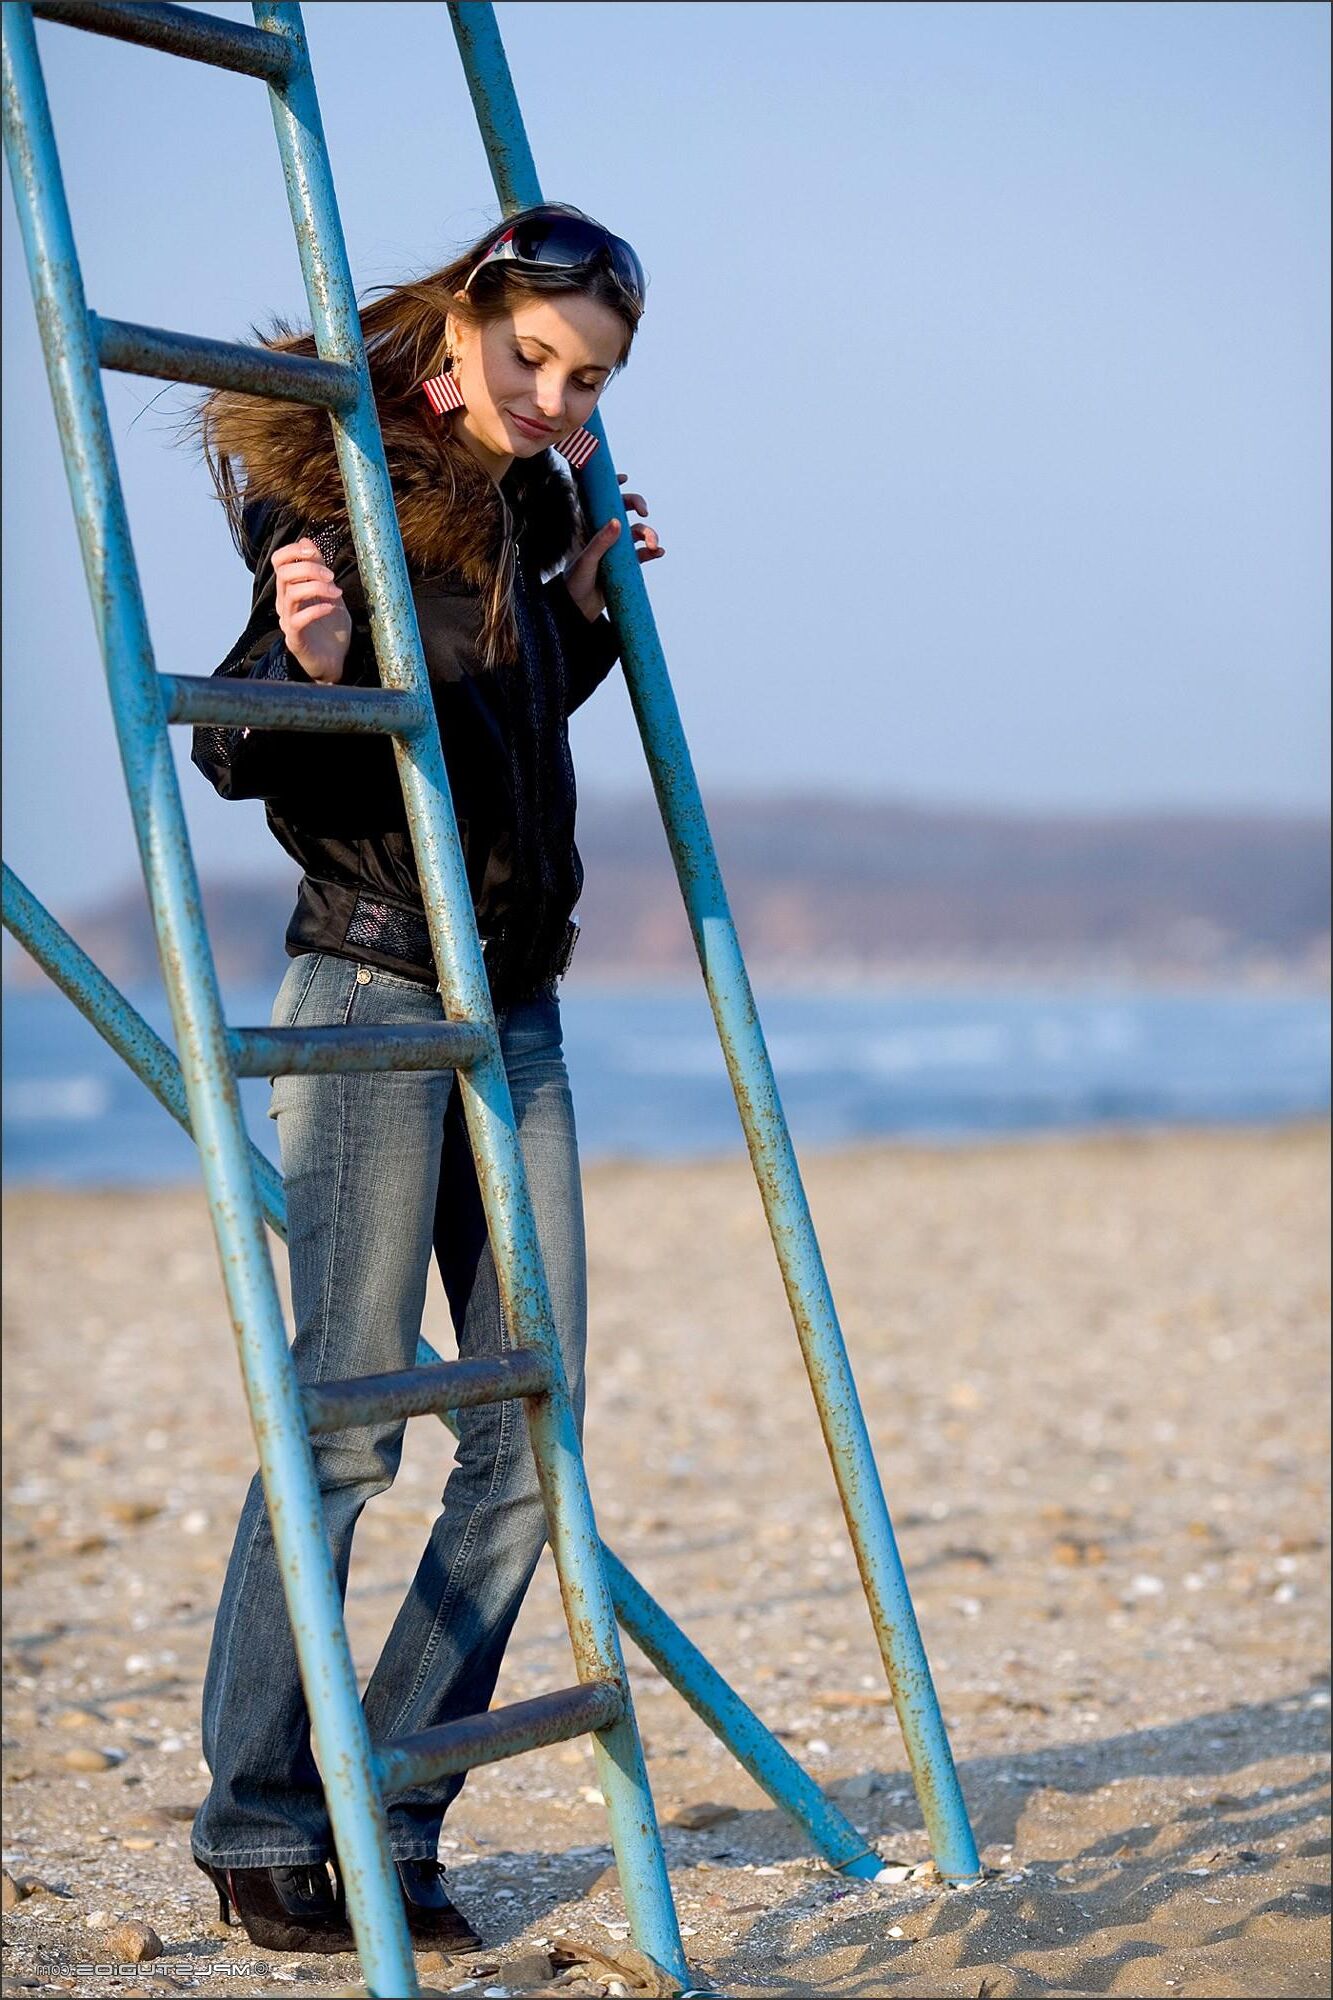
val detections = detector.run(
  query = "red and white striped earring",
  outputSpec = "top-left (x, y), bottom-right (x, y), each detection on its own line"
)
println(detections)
top-left (553, 426), bottom-right (599, 470)
top-left (421, 362), bottom-right (465, 416)
top-left (421, 361), bottom-right (599, 471)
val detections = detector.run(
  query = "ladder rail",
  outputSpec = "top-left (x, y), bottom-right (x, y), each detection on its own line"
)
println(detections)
top-left (6, 2), bottom-right (691, 1984)
top-left (448, 0), bottom-right (982, 1886)
top-left (1, 11), bottom-right (419, 1995)
top-left (253, 4), bottom-right (689, 1974)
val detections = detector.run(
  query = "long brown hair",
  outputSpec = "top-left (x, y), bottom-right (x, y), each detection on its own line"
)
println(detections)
top-left (195, 205), bottom-right (642, 666)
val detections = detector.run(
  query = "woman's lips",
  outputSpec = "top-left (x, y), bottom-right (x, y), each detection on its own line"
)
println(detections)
top-left (510, 412), bottom-right (557, 440)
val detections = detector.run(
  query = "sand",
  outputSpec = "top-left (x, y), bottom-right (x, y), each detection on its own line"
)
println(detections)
top-left (2, 1123), bottom-right (1329, 1998)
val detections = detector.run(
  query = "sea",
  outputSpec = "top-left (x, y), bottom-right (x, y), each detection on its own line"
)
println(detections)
top-left (4, 979), bottom-right (1328, 1186)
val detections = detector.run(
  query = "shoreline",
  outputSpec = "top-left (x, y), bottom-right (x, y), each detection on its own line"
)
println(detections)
top-left (4, 1111), bottom-right (1331, 1193)
top-left (7, 962), bottom-right (1333, 996)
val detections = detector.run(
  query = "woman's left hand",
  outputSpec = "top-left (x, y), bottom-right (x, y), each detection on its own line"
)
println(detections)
top-left (563, 474), bottom-right (664, 621)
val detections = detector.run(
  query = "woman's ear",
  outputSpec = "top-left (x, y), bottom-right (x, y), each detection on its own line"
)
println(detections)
top-left (446, 292), bottom-right (473, 355)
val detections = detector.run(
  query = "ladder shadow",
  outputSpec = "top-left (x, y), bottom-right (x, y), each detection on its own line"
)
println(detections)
top-left (829, 1682), bottom-right (1330, 1845)
top-left (426, 1683), bottom-right (1329, 1983)
top-left (706, 1684), bottom-right (1332, 1996)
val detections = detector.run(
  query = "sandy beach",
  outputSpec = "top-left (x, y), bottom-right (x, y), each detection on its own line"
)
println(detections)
top-left (2, 1122), bottom-right (1329, 1998)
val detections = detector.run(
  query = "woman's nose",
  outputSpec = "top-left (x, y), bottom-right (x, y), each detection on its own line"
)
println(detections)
top-left (535, 379), bottom-right (567, 420)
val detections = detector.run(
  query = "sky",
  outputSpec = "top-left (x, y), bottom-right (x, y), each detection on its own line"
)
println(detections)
top-left (2, 0), bottom-right (1329, 913)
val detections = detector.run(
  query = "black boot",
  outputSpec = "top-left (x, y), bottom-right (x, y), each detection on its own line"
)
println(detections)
top-left (195, 1858), bottom-right (355, 1954)
top-left (393, 1858), bottom-right (483, 1949)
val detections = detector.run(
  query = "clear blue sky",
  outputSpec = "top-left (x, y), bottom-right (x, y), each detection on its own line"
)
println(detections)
top-left (3, 0), bottom-right (1328, 913)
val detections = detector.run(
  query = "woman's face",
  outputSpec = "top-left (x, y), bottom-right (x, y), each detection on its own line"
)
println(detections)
top-left (449, 292), bottom-right (625, 469)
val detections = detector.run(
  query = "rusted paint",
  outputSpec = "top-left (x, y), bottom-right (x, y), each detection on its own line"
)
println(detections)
top-left (303, 1350), bottom-right (552, 1434)
top-left (447, 3), bottom-right (542, 213)
top-left (160, 671), bottom-right (429, 736)
top-left (91, 311), bottom-right (358, 407)
top-left (375, 1679), bottom-right (624, 1794)
top-left (30, 0), bottom-right (294, 84)
top-left (228, 1021), bottom-right (489, 1076)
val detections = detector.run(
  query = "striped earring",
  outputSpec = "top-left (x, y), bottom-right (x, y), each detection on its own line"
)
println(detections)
top-left (554, 427), bottom-right (599, 470)
top-left (422, 365), bottom-right (465, 416)
top-left (420, 367), bottom-right (599, 471)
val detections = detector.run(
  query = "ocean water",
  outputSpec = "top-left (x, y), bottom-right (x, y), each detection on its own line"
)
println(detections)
top-left (3, 979), bottom-right (1328, 1186)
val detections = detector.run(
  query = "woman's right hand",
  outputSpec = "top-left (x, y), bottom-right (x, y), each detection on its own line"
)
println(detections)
top-left (272, 539), bottom-right (353, 684)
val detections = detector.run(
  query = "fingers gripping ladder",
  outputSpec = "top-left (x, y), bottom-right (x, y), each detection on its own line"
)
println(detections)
top-left (1, 4), bottom-right (689, 1993)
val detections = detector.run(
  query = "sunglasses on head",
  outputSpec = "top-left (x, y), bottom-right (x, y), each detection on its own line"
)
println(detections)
top-left (462, 212), bottom-right (647, 310)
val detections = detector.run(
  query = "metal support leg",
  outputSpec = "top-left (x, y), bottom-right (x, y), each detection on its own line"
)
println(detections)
top-left (446, 0), bottom-right (981, 1885)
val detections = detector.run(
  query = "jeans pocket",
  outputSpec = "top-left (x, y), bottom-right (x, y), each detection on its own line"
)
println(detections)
top-left (358, 965), bottom-right (438, 995)
top-left (270, 953), bottom-right (327, 1032)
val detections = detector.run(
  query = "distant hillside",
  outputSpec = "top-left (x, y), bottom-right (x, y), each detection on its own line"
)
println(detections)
top-left (6, 795), bottom-right (1329, 990)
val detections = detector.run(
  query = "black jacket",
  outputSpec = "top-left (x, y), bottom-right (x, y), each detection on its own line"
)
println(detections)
top-left (192, 496), bottom-right (621, 1004)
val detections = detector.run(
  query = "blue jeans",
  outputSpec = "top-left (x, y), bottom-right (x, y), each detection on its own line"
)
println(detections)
top-left (192, 952), bottom-right (587, 1866)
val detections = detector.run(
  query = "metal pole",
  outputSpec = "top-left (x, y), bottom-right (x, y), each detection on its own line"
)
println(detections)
top-left (254, 5), bottom-right (688, 1976)
top-left (446, 0), bottom-right (981, 1883)
top-left (1, 12), bottom-right (418, 1991)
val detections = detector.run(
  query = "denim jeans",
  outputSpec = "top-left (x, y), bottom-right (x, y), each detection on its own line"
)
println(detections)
top-left (192, 952), bottom-right (587, 1866)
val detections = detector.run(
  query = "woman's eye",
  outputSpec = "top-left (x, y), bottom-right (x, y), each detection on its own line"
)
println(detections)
top-left (514, 348), bottom-right (597, 395)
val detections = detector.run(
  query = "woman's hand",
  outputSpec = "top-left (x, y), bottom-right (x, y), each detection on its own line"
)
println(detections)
top-left (272, 539), bottom-right (353, 683)
top-left (563, 474), bottom-right (664, 622)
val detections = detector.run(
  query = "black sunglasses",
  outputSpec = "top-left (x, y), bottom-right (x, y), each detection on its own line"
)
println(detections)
top-left (463, 212), bottom-right (647, 310)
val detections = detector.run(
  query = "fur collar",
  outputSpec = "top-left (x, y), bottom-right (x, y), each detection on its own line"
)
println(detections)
top-left (211, 386), bottom-right (584, 591)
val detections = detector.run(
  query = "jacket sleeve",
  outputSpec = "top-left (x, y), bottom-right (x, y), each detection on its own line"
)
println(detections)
top-left (191, 506), bottom-right (387, 805)
top-left (542, 575), bottom-right (622, 715)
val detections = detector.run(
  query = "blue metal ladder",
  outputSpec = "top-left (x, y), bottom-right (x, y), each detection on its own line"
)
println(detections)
top-left (4, 1), bottom-right (983, 1992)
top-left (3, 4), bottom-right (689, 1992)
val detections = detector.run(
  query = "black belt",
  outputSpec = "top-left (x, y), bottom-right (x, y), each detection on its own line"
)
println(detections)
top-left (342, 892), bottom-right (578, 987)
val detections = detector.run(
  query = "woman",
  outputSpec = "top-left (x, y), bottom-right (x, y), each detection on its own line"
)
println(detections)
top-left (187, 205), bottom-right (662, 1956)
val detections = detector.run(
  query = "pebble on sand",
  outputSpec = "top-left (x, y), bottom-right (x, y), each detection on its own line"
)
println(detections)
top-left (102, 1919), bottom-right (164, 1964)
top-left (832, 1771), bottom-right (882, 1800)
top-left (61, 1745), bottom-right (121, 1772)
top-left (666, 1802), bottom-right (739, 1831)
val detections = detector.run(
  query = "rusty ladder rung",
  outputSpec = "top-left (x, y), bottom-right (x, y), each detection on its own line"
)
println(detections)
top-left (228, 1023), bottom-right (489, 1078)
top-left (374, 1680), bottom-right (625, 1795)
top-left (302, 1351), bottom-right (553, 1435)
top-left (91, 311), bottom-right (359, 407)
top-left (31, 1), bottom-right (293, 84)
top-left (160, 674), bottom-right (431, 738)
